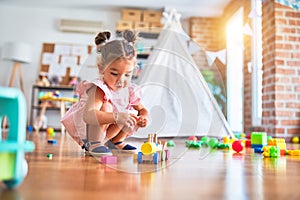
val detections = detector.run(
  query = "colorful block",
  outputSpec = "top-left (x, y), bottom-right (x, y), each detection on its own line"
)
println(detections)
top-left (268, 138), bottom-right (286, 150)
top-left (263, 146), bottom-right (280, 158)
top-left (251, 132), bottom-right (267, 148)
top-left (101, 156), bottom-right (117, 164)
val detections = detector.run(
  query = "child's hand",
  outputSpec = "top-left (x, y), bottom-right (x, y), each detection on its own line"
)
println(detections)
top-left (137, 115), bottom-right (148, 127)
top-left (116, 112), bottom-right (137, 127)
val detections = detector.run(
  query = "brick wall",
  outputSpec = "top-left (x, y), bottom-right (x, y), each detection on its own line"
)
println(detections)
top-left (189, 17), bottom-right (223, 74)
top-left (189, 0), bottom-right (251, 128)
top-left (262, 1), bottom-right (300, 136)
top-left (189, 0), bottom-right (300, 137)
top-left (189, 17), bottom-right (227, 114)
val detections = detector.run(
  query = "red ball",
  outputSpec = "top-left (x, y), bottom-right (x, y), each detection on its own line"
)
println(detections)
top-left (232, 140), bottom-right (244, 153)
top-left (188, 136), bottom-right (198, 141)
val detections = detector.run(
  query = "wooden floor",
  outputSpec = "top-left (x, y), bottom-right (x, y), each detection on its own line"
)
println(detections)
top-left (1, 131), bottom-right (300, 200)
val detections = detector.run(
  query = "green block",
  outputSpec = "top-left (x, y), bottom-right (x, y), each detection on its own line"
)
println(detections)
top-left (251, 132), bottom-right (267, 145)
top-left (270, 146), bottom-right (280, 158)
top-left (185, 140), bottom-right (202, 148)
top-left (167, 140), bottom-right (175, 147)
top-left (0, 153), bottom-right (15, 180)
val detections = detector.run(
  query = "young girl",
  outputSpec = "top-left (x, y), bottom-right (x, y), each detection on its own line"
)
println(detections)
top-left (62, 30), bottom-right (149, 156)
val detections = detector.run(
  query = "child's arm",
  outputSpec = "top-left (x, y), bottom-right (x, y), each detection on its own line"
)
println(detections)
top-left (83, 87), bottom-right (137, 127)
top-left (83, 86), bottom-right (115, 125)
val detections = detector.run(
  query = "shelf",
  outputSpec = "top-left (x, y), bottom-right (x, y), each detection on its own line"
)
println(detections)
top-left (137, 54), bottom-right (149, 59)
top-left (30, 85), bottom-right (76, 131)
top-left (33, 85), bottom-right (75, 91)
top-left (116, 31), bottom-right (159, 39)
top-left (139, 32), bottom-right (159, 39)
top-left (32, 105), bottom-right (60, 110)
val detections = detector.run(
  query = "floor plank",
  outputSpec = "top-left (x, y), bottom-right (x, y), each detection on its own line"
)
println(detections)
top-left (1, 132), bottom-right (300, 200)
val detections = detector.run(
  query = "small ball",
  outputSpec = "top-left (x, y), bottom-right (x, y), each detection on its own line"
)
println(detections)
top-left (232, 140), bottom-right (244, 153)
top-left (208, 138), bottom-right (218, 148)
top-left (47, 153), bottom-right (53, 159)
top-left (291, 136), bottom-right (299, 144)
top-left (46, 127), bottom-right (55, 136)
top-left (188, 136), bottom-right (198, 141)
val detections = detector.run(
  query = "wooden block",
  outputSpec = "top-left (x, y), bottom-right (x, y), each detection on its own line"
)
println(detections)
top-left (149, 22), bottom-right (163, 33)
top-left (133, 21), bottom-right (150, 32)
top-left (101, 156), bottom-right (117, 164)
top-left (122, 9), bottom-right (142, 21)
top-left (60, 67), bottom-right (71, 86)
top-left (116, 20), bottom-right (133, 31)
top-left (142, 10), bottom-right (162, 23)
top-left (43, 43), bottom-right (55, 53)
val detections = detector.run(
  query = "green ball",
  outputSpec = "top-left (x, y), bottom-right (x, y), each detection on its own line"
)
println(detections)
top-left (201, 136), bottom-right (209, 143)
top-left (208, 138), bottom-right (218, 148)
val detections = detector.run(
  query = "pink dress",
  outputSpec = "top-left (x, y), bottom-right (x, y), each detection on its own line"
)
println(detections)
top-left (61, 78), bottom-right (142, 146)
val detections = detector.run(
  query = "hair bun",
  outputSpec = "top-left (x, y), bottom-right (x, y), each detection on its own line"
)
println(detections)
top-left (95, 31), bottom-right (111, 45)
top-left (122, 30), bottom-right (138, 44)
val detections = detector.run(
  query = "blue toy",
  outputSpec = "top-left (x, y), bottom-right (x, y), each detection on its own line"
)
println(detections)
top-left (0, 87), bottom-right (35, 189)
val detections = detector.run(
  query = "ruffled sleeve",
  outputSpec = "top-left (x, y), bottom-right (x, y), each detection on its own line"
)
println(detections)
top-left (128, 83), bottom-right (142, 106)
top-left (75, 80), bottom-right (93, 98)
top-left (91, 78), bottom-right (113, 102)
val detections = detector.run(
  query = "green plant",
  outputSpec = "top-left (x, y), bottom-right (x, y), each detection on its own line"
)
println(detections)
top-left (201, 70), bottom-right (226, 112)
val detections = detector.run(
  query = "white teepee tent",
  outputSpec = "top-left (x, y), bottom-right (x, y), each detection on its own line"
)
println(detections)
top-left (136, 9), bottom-right (233, 139)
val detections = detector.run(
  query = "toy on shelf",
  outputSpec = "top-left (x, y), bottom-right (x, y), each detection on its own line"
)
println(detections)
top-left (36, 72), bottom-right (50, 87)
top-left (0, 87), bottom-right (35, 189)
top-left (38, 91), bottom-right (77, 103)
top-left (137, 133), bottom-right (169, 164)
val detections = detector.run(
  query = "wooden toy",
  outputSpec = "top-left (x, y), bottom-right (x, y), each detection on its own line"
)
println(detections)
top-left (137, 133), bottom-right (169, 164)
top-left (0, 87), bottom-right (35, 189)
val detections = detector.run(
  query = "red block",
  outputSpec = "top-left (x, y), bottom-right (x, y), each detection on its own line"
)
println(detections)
top-left (245, 139), bottom-right (251, 148)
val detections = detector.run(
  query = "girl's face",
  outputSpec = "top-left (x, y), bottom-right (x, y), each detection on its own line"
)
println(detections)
top-left (102, 58), bottom-right (135, 91)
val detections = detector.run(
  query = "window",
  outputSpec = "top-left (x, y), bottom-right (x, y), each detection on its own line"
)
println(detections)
top-left (226, 7), bottom-right (244, 132)
top-left (251, 0), bottom-right (263, 126)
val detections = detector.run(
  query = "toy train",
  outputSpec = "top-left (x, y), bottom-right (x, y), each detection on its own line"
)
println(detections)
top-left (137, 133), bottom-right (170, 164)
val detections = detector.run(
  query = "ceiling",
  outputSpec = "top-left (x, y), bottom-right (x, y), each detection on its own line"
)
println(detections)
top-left (0, 0), bottom-right (232, 18)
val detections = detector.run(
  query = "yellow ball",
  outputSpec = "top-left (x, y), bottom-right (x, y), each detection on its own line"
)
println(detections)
top-left (291, 136), bottom-right (299, 144)
top-left (46, 127), bottom-right (55, 136)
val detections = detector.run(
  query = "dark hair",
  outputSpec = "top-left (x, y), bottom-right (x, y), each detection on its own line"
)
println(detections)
top-left (95, 30), bottom-right (139, 71)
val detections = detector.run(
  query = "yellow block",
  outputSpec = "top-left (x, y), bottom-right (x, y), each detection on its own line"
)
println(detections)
top-left (0, 153), bottom-right (15, 180)
top-left (141, 142), bottom-right (157, 155)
